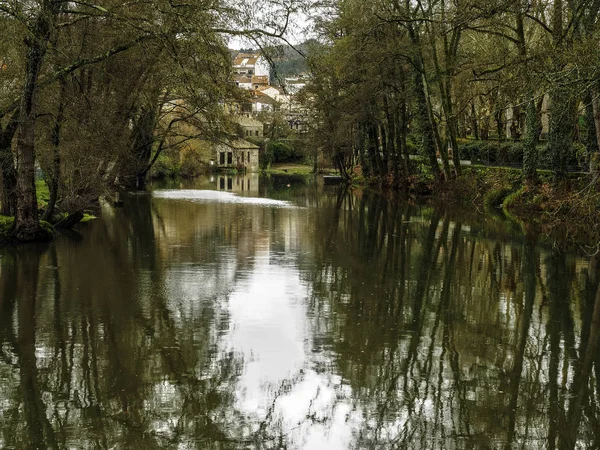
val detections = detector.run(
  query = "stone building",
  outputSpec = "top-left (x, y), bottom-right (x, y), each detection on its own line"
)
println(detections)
top-left (215, 139), bottom-right (260, 171)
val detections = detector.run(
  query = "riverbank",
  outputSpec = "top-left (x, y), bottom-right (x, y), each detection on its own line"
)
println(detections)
top-left (395, 166), bottom-right (600, 247)
top-left (263, 163), bottom-right (338, 175)
top-left (0, 180), bottom-right (101, 243)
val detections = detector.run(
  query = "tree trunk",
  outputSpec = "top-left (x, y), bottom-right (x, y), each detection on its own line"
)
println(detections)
top-left (471, 102), bottom-right (479, 140)
top-left (590, 88), bottom-right (600, 175)
top-left (130, 90), bottom-right (161, 190)
top-left (523, 96), bottom-right (539, 182)
top-left (413, 68), bottom-right (442, 183)
top-left (382, 96), bottom-right (396, 178)
top-left (426, 84), bottom-right (451, 180)
top-left (495, 109), bottom-right (506, 142)
top-left (13, 2), bottom-right (59, 240)
top-left (398, 93), bottom-right (410, 184)
top-left (548, 87), bottom-right (575, 181)
top-left (0, 110), bottom-right (19, 217)
top-left (592, 88), bottom-right (600, 151)
top-left (408, 24), bottom-right (442, 183)
top-left (547, 0), bottom-right (574, 182)
top-left (43, 79), bottom-right (67, 221)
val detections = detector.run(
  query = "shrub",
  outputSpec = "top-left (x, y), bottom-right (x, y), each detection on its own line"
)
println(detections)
top-left (484, 187), bottom-right (512, 210)
top-left (151, 152), bottom-right (180, 179)
top-left (0, 216), bottom-right (13, 240)
top-left (459, 140), bottom-right (583, 170)
top-left (268, 140), bottom-right (304, 163)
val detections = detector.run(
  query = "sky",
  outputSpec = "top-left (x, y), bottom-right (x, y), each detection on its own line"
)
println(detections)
top-left (226, 7), bottom-right (312, 50)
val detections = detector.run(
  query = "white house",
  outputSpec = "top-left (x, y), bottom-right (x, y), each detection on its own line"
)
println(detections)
top-left (234, 75), bottom-right (253, 90)
top-left (233, 53), bottom-right (270, 85)
top-left (249, 91), bottom-right (279, 113)
top-left (258, 85), bottom-right (291, 107)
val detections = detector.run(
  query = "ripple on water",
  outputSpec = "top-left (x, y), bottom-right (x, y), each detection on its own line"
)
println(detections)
top-left (152, 189), bottom-right (294, 207)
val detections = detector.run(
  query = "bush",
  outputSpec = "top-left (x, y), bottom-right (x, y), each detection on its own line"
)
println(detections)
top-left (0, 216), bottom-right (13, 240)
top-left (459, 140), bottom-right (583, 170)
top-left (484, 187), bottom-right (513, 210)
top-left (151, 152), bottom-right (180, 178)
top-left (406, 135), bottom-right (419, 155)
top-left (268, 140), bottom-right (303, 163)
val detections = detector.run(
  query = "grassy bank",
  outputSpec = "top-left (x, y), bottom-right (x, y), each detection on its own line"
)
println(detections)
top-left (0, 180), bottom-right (89, 243)
top-left (346, 162), bottom-right (600, 246)
top-left (264, 163), bottom-right (339, 175)
top-left (431, 166), bottom-right (600, 246)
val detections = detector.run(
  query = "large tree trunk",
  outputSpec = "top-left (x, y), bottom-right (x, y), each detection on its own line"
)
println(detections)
top-left (13, 3), bottom-right (59, 240)
top-left (548, 86), bottom-right (575, 181)
top-left (413, 66), bottom-right (442, 183)
top-left (517, 12), bottom-right (539, 182)
top-left (0, 110), bottom-right (19, 216)
top-left (408, 23), bottom-right (442, 183)
top-left (547, 0), bottom-right (574, 182)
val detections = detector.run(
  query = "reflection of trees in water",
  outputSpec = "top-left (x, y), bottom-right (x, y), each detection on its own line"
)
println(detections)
top-left (2, 187), bottom-right (600, 449)
top-left (304, 188), bottom-right (600, 449)
top-left (0, 194), bottom-right (291, 449)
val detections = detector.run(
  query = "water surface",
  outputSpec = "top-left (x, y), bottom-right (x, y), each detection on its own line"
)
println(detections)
top-left (0, 174), bottom-right (598, 449)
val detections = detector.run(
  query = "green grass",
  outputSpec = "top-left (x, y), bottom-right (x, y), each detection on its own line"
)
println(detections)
top-left (36, 180), bottom-right (50, 207)
top-left (266, 164), bottom-right (315, 175)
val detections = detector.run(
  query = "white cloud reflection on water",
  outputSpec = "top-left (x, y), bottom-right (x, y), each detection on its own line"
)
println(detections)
top-left (223, 251), bottom-right (361, 449)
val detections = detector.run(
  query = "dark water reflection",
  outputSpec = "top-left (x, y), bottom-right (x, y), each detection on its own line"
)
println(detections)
top-left (1, 174), bottom-right (599, 449)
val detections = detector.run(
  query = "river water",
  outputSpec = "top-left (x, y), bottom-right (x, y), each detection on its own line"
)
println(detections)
top-left (0, 173), bottom-right (598, 449)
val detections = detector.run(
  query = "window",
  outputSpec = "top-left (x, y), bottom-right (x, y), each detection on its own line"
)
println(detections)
top-left (227, 178), bottom-right (232, 190)
top-left (247, 151), bottom-right (250, 161)
top-left (227, 152), bottom-right (232, 164)
top-left (219, 177), bottom-right (225, 189)
top-left (219, 152), bottom-right (225, 164)
top-left (255, 130), bottom-right (259, 136)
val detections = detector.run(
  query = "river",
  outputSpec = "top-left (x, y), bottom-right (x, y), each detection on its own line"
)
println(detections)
top-left (0, 173), bottom-right (598, 449)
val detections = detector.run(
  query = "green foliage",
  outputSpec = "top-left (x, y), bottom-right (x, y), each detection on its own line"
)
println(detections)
top-left (458, 141), bottom-right (583, 170)
top-left (260, 144), bottom-right (274, 170)
top-left (36, 180), bottom-right (50, 207)
top-left (0, 215), bottom-right (54, 242)
top-left (261, 140), bottom-right (304, 166)
top-left (484, 187), bottom-right (513, 210)
top-left (80, 214), bottom-right (98, 223)
top-left (151, 153), bottom-right (181, 179)
top-left (406, 135), bottom-right (419, 155)
top-left (39, 220), bottom-right (56, 238)
top-left (270, 141), bottom-right (296, 163)
top-left (0, 216), bottom-right (13, 240)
